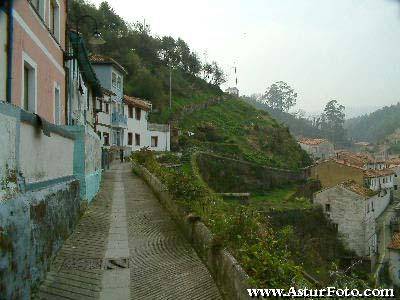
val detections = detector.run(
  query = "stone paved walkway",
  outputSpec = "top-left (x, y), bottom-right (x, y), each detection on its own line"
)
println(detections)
top-left (37, 163), bottom-right (222, 300)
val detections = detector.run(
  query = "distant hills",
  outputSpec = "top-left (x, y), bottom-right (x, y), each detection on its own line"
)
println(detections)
top-left (345, 103), bottom-right (400, 143)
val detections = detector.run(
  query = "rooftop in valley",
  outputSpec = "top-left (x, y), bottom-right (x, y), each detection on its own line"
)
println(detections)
top-left (363, 168), bottom-right (395, 178)
top-left (340, 180), bottom-right (378, 198)
top-left (123, 95), bottom-right (152, 111)
top-left (298, 138), bottom-right (329, 146)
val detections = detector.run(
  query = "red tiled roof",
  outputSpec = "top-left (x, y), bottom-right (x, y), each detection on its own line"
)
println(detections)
top-left (123, 95), bottom-right (152, 111)
top-left (89, 54), bottom-right (128, 75)
top-left (363, 168), bottom-right (395, 178)
top-left (388, 232), bottom-right (400, 250)
top-left (298, 138), bottom-right (329, 146)
top-left (340, 180), bottom-right (378, 197)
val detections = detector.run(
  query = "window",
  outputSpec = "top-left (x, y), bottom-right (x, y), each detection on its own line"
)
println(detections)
top-left (395, 185), bottom-right (398, 191)
top-left (325, 204), bottom-right (330, 212)
top-left (135, 107), bottom-right (141, 120)
top-left (103, 132), bottom-right (109, 146)
top-left (49, 0), bottom-right (60, 41)
top-left (22, 53), bottom-right (37, 113)
top-left (151, 136), bottom-right (158, 147)
top-left (128, 106), bottom-right (133, 118)
top-left (112, 72), bottom-right (117, 88)
top-left (54, 84), bottom-right (61, 125)
top-left (99, 100), bottom-right (103, 112)
top-left (31, 0), bottom-right (45, 18)
top-left (117, 76), bottom-right (122, 90)
top-left (128, 133), bottom-right (133, 145)
top-left (135, 133), bottom-right (140, 146)
top-left (105, 103), bottom-right (109, 114)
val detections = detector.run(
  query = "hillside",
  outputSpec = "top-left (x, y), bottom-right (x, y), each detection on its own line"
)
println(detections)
top-left (177, 98), bottom-right (312, 169)
top-left (345, 103), bottom-right (400, 143)
top-left (242, 97), bottom-right (323, 138)
top-left (70, 0), bottom-right (224, 111)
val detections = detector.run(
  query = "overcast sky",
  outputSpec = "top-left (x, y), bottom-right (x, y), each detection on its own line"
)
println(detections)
top-left (92, 0), bottom-right (400, 116)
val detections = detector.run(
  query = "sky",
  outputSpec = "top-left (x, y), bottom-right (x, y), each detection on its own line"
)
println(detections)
top-left (91, 0), bottom-right (400, 116)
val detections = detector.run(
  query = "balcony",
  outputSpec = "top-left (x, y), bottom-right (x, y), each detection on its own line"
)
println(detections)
top-left (111, 112), bottom-right (127, 128)
top-left (148, 123), bottom-right (170, 132)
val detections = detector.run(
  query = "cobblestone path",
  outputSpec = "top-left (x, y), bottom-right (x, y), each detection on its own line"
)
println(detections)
top-left (37, 163), bottom-right (222, 300)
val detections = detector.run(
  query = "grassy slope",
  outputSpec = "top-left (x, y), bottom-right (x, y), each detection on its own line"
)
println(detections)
top-left (345, 103), bottom-right (400, 143)
top-left (177, 98), bottom-right (312, 169)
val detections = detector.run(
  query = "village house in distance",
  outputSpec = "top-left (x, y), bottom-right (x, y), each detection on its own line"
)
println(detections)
top-left (298, 138), bottom-right (335, 160)
top-left (311, 148), bottom-right (400, 276)
top-left (90, 54), bottom-right (170, 155)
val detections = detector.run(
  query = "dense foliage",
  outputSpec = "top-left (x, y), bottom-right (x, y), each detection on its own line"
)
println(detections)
top-left (177, 99), bottom-right (312, 169)
top-left (70, 1), bottom-right (225, 111)
top-left (263, 81), bottom-right (298, 112)
top-left (345, 103), bottom-right (400, 143)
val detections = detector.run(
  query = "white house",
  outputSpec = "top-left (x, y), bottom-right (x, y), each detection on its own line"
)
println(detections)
top-left (314, 180), bottom-right (390, 258)
top-left (94, 88), bottom-right (115, 147)
top-left (123, 95), bottom-right (170, 155)
top-left (225, 87), bottom-right (239, 97)
top-left (388, 158), bottom-right (400, 196)
top-left (90, 54), bottom-right (128, 147)
top-left (298, 138), bottom-right (335, 160)
top-left (364, 168), bottom-right (395, 192)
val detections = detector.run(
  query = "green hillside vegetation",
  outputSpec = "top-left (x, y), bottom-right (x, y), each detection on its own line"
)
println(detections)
top-left (345, 103), bottom-right (400, 143)
top-left (178, 99), bottom-right (312, 169)
top-left (242, 96), bottom-right (323, 138)
top-left (70, 0), bottom-right (225, 111)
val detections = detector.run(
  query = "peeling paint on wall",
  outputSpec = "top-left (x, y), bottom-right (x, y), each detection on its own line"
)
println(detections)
top-left (0, 179), bottom-right (80, 299)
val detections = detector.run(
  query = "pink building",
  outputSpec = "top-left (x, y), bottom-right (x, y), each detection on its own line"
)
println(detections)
top-left (10, 0), bottom-right (67, 124)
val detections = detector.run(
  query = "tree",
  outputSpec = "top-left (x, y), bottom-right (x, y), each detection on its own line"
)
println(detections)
top-left (319, 100), bottom-right (346, 145)
top-left (210, 61), bottom-right (226, 86)
top-left (263, 81), bottom-right (297, 112)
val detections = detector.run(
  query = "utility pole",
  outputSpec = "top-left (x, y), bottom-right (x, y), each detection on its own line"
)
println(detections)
top-left (169, 63), bottom-right (172, 110)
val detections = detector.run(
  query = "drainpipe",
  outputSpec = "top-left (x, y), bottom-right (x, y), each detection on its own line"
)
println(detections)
top-left (6, 0), bottom-right (14, 103)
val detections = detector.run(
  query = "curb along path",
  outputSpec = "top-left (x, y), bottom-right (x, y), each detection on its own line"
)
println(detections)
top-left (37, 163), bottom-right (222, 299)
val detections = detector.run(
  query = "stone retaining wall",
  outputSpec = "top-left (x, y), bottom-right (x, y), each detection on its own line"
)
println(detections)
top-left (0, 179), bottom-right (81, 299)
top-left (197, 152), bottom-right (307, 193)
top-left (132, 162), bottom-right (251, 300)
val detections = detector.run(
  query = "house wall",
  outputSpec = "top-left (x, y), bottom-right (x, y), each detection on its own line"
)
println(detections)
top-left (368, 175), bottom-right (395, 191)
top-left (389, 250), bottom-right (400, 286)
top-left (12, 0), bottom-right (66, 124)
top-left (148, 129), bottom-right (171, 152)
top-left (62, 125), bottom-right (102, 203)
top-left (0, 106), bottom-right (18, 186)
top-left (124, 105), bottom-right (149, 152)
top-left (314, 186), bottom-right (367, 256)
top-left (0, 179), bottom-right (81, 299)
top-left (299, 142), bottom-right (334, 160)
top-left (311, 160), bottom-right (364, 189)
top-left (19, 122), bottom-right (74, 184)
top-left (0, 9), bottom-right (7, 102)
top-left (0, 102), bottom-right (75, 199)
top-left (391, 166), bottom-right (400, 197)
top-left (93, 65), bottom-right (123, 102)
